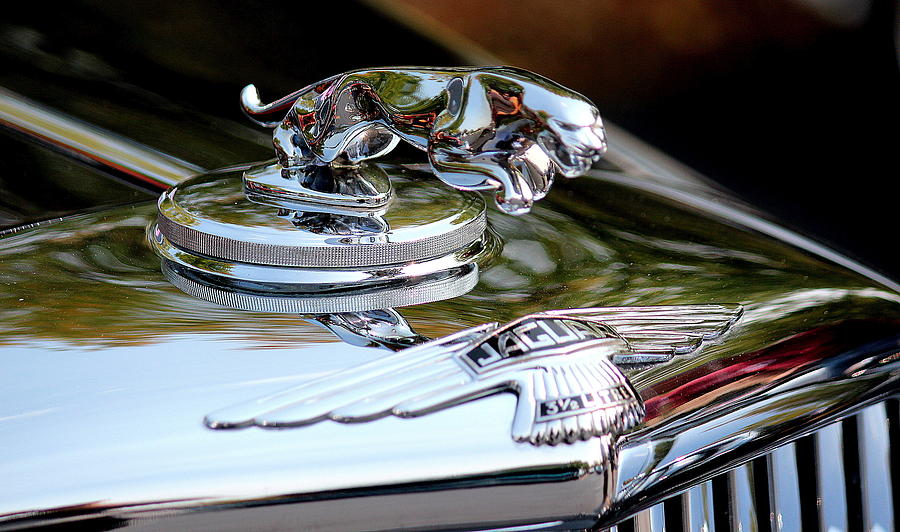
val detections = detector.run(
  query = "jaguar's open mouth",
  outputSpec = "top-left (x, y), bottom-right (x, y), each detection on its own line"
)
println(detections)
top-left (538, 131), bottom-right (598, 177)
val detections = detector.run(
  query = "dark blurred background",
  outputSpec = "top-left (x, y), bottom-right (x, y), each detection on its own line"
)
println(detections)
top-left (2, 0), bottom-right (898, 277)
top-left (378, 0), bottom-right (900, 279)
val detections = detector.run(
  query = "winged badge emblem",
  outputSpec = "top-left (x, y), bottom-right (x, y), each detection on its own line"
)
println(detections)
top-left (206, 305), bottom-right (741, 445)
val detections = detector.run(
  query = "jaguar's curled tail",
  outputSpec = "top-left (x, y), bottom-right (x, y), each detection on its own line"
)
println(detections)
top-left (240, 75), bottom-right (339, 127)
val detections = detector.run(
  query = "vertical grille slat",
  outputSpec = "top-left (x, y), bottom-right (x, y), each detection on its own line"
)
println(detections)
top-left (814, 422), bottom-right (848, 531)
top-left (858, 403), bottom-right (895, 532)
top-left (888, 399), bottom-right (900, 528)
top-left (682, 481), bottom-right (716, 532)
top-left (767, 444), bottom-right (801, 531)
top-left (612, 399), bottom-right (896, 531)
top-left (633, 504), bottom-right (666, 532)
top-left (727, 462), bottom-right (759, 532)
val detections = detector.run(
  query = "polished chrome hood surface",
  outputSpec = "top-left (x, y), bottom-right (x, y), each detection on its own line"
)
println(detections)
top-left (1, 4), bottom-right (897, 529)
top-left (1, 143), bottom-right (898, 529)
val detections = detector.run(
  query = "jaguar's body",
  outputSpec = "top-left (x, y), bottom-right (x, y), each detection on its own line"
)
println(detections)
top-left (240, 66), bottom-right (608, 214)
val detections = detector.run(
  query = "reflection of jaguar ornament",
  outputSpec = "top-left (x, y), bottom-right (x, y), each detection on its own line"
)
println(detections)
top-left (240, 66), bottom-right (608, 215)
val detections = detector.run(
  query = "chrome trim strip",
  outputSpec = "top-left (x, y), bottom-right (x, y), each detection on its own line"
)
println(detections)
top-left (683, 482), bottom-right (715, 532)
top-left (727, 463), bottom-right (758, 532)
top-left (814, 422), bottom-right (848, 532)
top-left (0, 87), bottom-right (202, 188)
top-left (476, 522), bottom-right (567, 532)
top-left (858, 403), bottom-right (895, 532)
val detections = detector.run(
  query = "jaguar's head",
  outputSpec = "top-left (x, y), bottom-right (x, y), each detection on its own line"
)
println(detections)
top-left (535, 98), bottom-right (608, 178)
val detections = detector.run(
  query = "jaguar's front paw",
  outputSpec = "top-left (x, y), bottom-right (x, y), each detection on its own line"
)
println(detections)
top-left (429, 143), bottom-right (555, 215)
top-left (494, 142), bottom-right (555, 215)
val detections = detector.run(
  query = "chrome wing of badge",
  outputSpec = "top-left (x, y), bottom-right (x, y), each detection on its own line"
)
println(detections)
top-left (206, 305), bottom-right (741, 445)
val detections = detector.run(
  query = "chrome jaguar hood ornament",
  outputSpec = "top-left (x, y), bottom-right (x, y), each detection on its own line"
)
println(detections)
top-left (241, 66), bottom-right (607, 215)
top-left (149, 67), bottom-right (605, 296)
top-left (206, 305), bottom-right (741, 446)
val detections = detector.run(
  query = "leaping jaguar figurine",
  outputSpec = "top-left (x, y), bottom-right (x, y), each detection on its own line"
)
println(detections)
top-left (240, 66), bottom-right (607, 215)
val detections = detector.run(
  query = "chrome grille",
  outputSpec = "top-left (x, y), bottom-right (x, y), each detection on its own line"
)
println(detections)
top-left (611, 399), bottom-right (898, 532)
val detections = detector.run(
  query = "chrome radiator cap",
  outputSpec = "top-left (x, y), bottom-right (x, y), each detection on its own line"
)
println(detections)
top-left (152, 164), bottom-right (487, 272)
